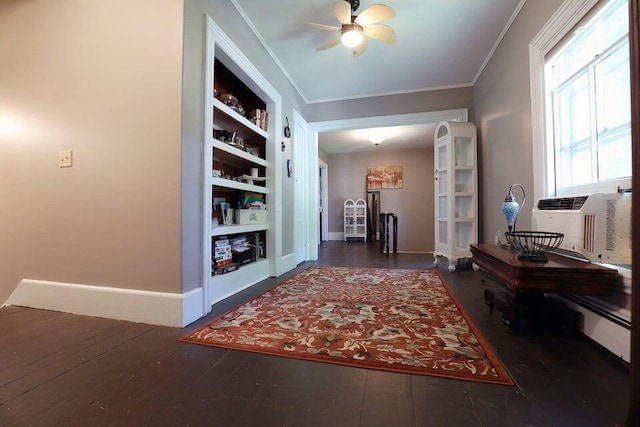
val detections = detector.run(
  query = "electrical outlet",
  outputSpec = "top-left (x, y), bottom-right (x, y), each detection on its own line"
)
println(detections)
top-left (59, 150), bottom-right (72, 168)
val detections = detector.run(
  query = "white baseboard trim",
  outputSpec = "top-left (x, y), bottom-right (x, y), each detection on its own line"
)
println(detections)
top-left (4, 279), bottom-right (203, 328)
top-left (280, 253), bottom-right (298, 271)
top-left (549, 295), bottom-right (630, 363)
top-left (328, 232), bottom-right (344, 240)
top-left (182, 287), bottom-right (205, 326)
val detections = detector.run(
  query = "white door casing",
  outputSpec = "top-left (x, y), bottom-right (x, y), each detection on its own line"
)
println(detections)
top-left (293, 110), bottom-right (309, 264)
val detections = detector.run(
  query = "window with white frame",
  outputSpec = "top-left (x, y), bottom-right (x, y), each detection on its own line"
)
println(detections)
top-left (539, 0), bottom-right (631, 197)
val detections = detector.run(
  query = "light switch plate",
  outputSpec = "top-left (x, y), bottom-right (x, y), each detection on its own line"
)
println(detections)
top-left (59, 150), bottom-right (72, 168)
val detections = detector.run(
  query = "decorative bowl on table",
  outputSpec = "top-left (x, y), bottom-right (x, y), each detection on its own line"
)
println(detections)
top-left (504, 231), bottom-right (564, 263)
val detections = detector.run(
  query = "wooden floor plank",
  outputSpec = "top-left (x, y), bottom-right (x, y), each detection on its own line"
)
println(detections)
top-left (0, 315), bottom-right (150, 395)
top-left (0, 242), bottom-right (630, 426)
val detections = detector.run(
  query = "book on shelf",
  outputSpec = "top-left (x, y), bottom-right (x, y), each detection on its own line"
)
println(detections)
top-left (214, 245), bottom-right (231, 266)
top-left (214, 263), bottom-right (238, 275)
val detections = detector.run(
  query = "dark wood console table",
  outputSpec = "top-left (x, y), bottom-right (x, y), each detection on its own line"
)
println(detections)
top-left (470, 243), bottom-right (618, 327)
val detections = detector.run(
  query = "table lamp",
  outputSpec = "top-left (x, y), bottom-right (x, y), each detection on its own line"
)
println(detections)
top-left (502, 184), bottom-right (526, 231)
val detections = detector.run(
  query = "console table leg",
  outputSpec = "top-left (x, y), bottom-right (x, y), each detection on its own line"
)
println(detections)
top-left (483, 289), bottom-right (495, 313)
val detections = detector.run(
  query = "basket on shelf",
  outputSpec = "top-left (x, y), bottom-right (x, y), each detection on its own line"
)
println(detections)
top-left (504, 231), bottom-right (564, 263)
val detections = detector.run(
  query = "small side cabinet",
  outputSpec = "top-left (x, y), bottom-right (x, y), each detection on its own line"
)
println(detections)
top-left (344, 198), bottom-right (367, 241)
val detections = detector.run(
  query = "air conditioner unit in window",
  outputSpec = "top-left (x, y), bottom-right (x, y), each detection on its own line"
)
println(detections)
top-left (531, 192), bottom-right (631, 264)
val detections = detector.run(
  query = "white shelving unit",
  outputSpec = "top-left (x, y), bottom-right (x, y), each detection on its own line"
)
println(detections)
top-left (433, 121), bottom-right (478, 271)
top-left (202, 18), bottom-right (282, 309)
top-left (344, 199), bottom-right (367, 241)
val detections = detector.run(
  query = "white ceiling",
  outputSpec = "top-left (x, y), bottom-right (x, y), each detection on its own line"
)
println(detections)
top-left (318, 123), bottom-right (438, 154)
top-left (231, 0), bottom-right (524, 152)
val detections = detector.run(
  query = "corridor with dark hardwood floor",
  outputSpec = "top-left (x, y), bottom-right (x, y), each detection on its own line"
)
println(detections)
top-left (0, 241), bottom-right (630, 426)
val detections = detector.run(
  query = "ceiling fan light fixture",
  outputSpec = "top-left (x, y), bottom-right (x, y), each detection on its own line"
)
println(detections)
top-left (341, 24), bottom-right (364, 47)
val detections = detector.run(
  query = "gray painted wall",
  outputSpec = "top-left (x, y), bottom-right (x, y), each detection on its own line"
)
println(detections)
top-left (308, 87), bottom-right (474, 123)
top-left (326, 146), bottom-right (434, 252)
top-left (474, 0), bottom-right (564, 244)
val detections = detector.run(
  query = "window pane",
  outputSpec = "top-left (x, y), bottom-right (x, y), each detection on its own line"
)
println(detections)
top-left (595, 41), bottom-right (631, 181)
top-left (557, 73), bottom-right (591, 146)
top-left (558, 138), bottom-right (592, 187)
top-left (555, 72), bottom-right (592, 187)
top-left (598, 128), bottom-right (631, 181)
top-left (595, 42), bottom-right (631, 131)
top-left (568, 28), bottom-right (597, 79)
top-left (550, 28), bottom-right (597, 85)
top-left (600, 0), bottom-right (629, 47)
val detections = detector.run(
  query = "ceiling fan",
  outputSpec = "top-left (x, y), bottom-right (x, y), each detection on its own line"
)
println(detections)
top-left (306, 0), bottom-right (396, 57)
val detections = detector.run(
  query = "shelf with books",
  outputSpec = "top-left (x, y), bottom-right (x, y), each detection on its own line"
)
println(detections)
top-left (203, 18), bottom-right (281, 312)
top-left (210, 258), bottom-right (269, 301)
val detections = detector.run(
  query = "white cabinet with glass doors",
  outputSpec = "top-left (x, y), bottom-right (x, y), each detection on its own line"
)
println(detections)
top-left (344, 199), bottom-right (367, 241)
top-left (433, 121), bottom-right (478, 271)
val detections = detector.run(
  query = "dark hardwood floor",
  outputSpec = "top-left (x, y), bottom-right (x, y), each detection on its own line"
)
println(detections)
top-left (0, 241), bottom-right (630, 426)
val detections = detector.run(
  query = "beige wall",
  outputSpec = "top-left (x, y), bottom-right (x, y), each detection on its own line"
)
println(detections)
top-left (474, 0), bottom-right (564, 243)
top-left (0, 0), bottom-right (184, 303)
top-left (326, 146), bottom-right (434, 252)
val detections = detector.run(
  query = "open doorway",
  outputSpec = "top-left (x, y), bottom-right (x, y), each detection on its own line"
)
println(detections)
top-left (307, 109), bottom-right (468, 257)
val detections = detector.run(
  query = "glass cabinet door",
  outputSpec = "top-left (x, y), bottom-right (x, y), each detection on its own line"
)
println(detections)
top-left (435, 141), bottom-right (449, 245)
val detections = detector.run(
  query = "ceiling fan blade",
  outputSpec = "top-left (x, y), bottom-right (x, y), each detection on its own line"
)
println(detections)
top-left (363, 23), bottom-right (396, 44)
top-left (316, 36), bottom-right (342, 51)
top-left (332, 0), bottom-right (352, 25)
top-left (305, 22), bottom-right (341, 32)
top-left (355, 4), bottom-right (396, 26)
top-left (352, 37), bottom-right (368, 58)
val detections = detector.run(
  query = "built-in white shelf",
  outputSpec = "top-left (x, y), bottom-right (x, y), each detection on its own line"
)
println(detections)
top-left (211, 177), bottom-right (269, 194)
top-left (211, 140), bottom-right (269, 168)
top-left (212, 98), bottom-right (268, 139)
top-left (211, 223), bottom-right (268, 237)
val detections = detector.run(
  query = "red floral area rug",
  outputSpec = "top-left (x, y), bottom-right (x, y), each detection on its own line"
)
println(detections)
top-left (180, 267), bottom-right (513, 385)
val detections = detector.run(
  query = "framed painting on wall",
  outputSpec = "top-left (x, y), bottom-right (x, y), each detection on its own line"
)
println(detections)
top-left (367, 165), bottom-right (403, 189)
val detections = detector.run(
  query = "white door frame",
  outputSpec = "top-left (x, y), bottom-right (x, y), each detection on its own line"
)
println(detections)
top-left (307, 109), bottom-right (468, 260)
top-left (292, 109), bottom-right (309, 264)
top-left (318, 159), bottom-right (329, 242)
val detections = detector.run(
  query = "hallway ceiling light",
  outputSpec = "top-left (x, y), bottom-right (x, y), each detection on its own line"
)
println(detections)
top-left (370, 135), bottom-right (384, 145)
